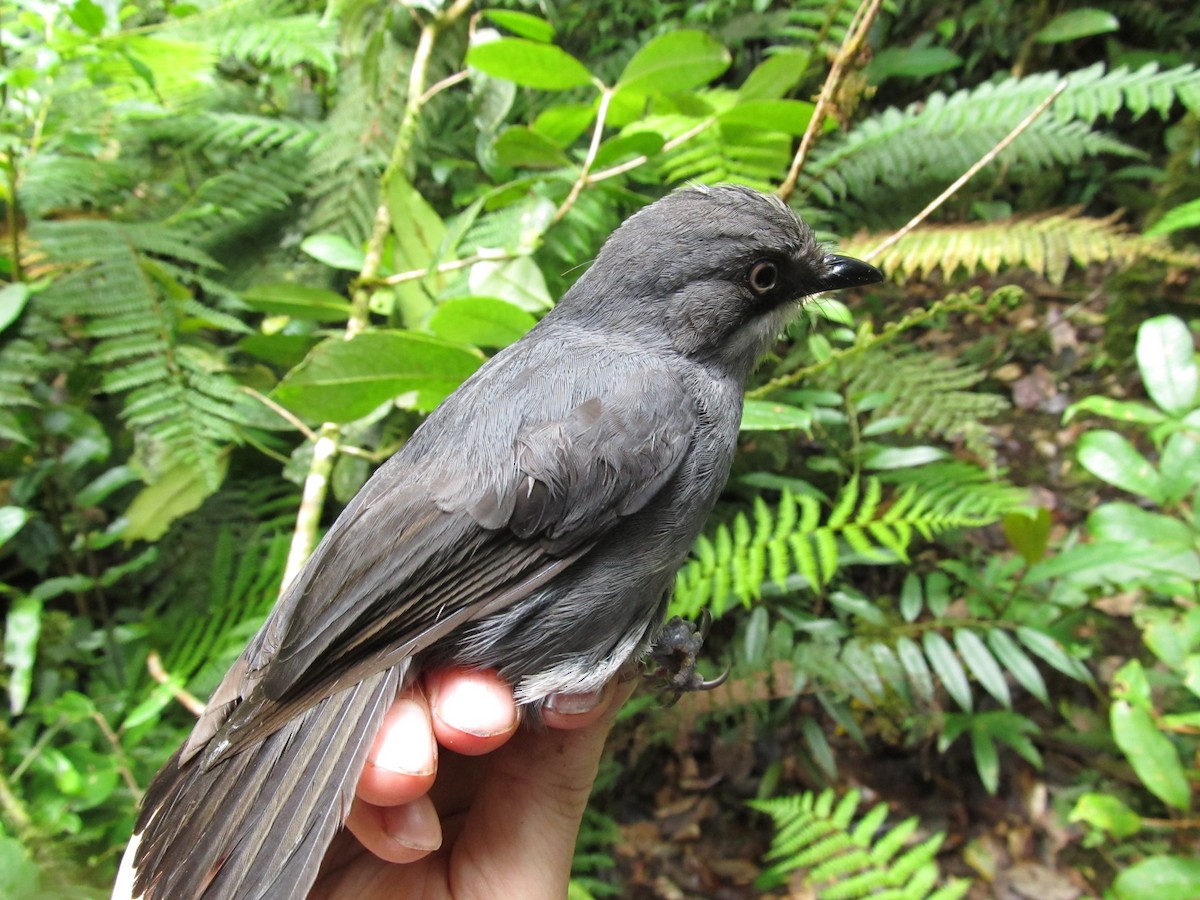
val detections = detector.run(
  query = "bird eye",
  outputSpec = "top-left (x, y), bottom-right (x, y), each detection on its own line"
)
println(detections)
top-left (749, 260), bottom-right (778, 294)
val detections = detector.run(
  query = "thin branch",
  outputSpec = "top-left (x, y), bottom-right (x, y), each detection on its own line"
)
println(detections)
top-left (864, 79), bottom-right (1070, 262)
top-left (777, 0), bottom-right (886, 203)
top-left (241, 386), bottom-right (318, 442)
top-left (419, 69), bottom-right (469, 105)
top-left (282, 424), bottom-right (341, 589)
top-left (91, 712), bottom-right (142, 800)
top-left (377, 248), bottom-right (516, 287)
top-left (588, 116), bottom-right (716, 184)
top-left (552, 86), bottom-right (614, 225)
top-left (147, 651), bottom-right (206, 717)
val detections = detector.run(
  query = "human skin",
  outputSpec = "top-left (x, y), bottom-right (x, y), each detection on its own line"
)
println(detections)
top-left (310, 668), bottom-right (633, 900)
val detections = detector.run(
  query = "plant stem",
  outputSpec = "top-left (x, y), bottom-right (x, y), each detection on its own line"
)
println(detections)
top-left (281, 0), bottom-right (473, 590)
top-left (777, 0), bottom-right (885, 203)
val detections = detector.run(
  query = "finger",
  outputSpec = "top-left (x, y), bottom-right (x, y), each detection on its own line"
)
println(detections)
top-left (427, 668), bottom-right (519, 756)
top-left (542, 677), bottom-right (622, 730)
top-left (446, 677), bottom-right (636, 896)
top-left (355, 694), bottom-right (437, 808)
top-left (344, 793), bottom-right (442, 865)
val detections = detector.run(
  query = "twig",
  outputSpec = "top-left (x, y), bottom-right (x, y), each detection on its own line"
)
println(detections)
top-left (553, 86), bottom-right (614, 225)
top-left (282, 423), bottom-right (340, 589)
top-left (241, 386), bottom-right (318, 442)
top-left (588, 116), bottom-right (716, 183)
top-left (419, 69), bottom-right (469, 105)
top-left (147, 651), bottom-right (206, 717)
top-left (865, 79), bottom-right (1070, 263)
top-left (378, 248), bottom-right (516, 286)
top-left (91, 712), bottom-right (142, 800)
top-left (777, 0), bottom-right (886, 203)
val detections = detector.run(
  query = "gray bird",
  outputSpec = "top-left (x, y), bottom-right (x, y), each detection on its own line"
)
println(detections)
top-left (115, 184), bottom-right (882, 900)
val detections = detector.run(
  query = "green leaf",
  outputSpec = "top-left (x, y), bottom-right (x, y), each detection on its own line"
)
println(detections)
top-left (1016, 626), bottom-right (1093, 684)
top-left (864, 445), bottom-right (948, 470)
top-left (614, 30), bottom-right (730, 97)
top-left (1112, 856), bottom-right (1200, 900)
top-left (1088, 502), bottom-right (1193, 547)
top-left (1002, 507), bottom-right (1051, 564)
top-left (0, 506), bottom-right (29, 546)
top-left (300, 233), bottom-right (365, 271)
top-left (899, 572), bottom-right (923, 622)
top-left (739, 49), bottom-right (810, 101)
top-left (0, 283), bottom-right (31, 334)
top-left (1077, 430), bottom-right (1164, 502)
top-left (897, 636), bottom-right (935, 705)
top-left (1034, 8), bottom-right (1120, 43)
top-left (1137, 316), bottom-right (1198, 416)
top-left (1062, 395), bottom-right (1167, 426)
top-left (67, 0), bottom-right (106, 35)
top-left (955, 629), bottom-right (1011, 708)
top-left (869, 46), bottom-right (963, 81)
top-left (720, 100), bottom-right (816, 136)
top-left (970, 726), bottom-right (1000, 794)
top-left (1111, 700), bottom-right (1191, 810)
top-left (427, 297), bottom-right (536, 348)
top-left (123, 455), bottom-right (229, 542)
top-left (483, 10), bottom-right (555, 42)
top-left (273, 331), bottom-right (482, 422)
top-left (494, 126), bottom-right (571, 169)
top-left (1159, 431), bottom-right (1200, 503)
top-left (531, 103), bottom-right (596, 146)
top-left (4, 595), bottom-right (41, 715)
top-left (1068, 792), bottom-right (1142, 838)
top-left (740, 400), bottom-right (812, 432)
top-left (923, 631), bottom-right (972, 711)
top-left (242, 283), bottom-right (352, 321)
top-left (987, 629), bottom-right (1049, 705)
top-left (239, 333), bottom-right (322, 369)
top-left (467, 38), bottom-right (594, 91)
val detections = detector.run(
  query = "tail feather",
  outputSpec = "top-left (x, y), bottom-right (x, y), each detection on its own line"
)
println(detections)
top-left (116, 665), bottom-right (403, 900)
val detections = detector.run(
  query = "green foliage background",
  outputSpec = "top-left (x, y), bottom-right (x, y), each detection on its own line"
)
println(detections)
top-left (1, 0), bottom-right (1198, 896)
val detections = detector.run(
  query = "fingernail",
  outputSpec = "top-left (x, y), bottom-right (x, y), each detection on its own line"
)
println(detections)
top-left (372, 698), bottom-right (435, 776)
top-left (433, 673), bottom-right (517, 738)
top-left (545, 687), bottom-right (605, 716)
top-left (384, 800), bottom-right (442, 852)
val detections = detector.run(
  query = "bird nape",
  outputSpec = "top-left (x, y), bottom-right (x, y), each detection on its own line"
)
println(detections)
top-left (114, 184), bottom-right (883, 900)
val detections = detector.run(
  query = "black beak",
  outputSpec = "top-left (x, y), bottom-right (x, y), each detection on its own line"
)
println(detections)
top-left (817, 254), bottom-right (884, 292)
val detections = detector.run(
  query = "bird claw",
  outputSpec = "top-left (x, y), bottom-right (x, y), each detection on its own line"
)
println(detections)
top-left (644, 611), bottom-right (726, 704)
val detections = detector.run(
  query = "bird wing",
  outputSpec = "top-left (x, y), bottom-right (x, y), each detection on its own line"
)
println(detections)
top-left (185, 361), bottom-right (695, 764)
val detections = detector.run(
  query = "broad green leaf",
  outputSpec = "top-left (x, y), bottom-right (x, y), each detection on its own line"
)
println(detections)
top-left (483, 10), bottom-right (555, 42)
top-left (467, 38), bottom-right (594, 91)
top-left (923, 631), bottom-right (972, 711)
top-left (1068, 792), bottom-right (1142, 838)
top-left (68, 0), bottom-right (106, 35)
top-left (239, 333), bottom-right (322, 369)
top-left (0, 833), bottom-right (39, 899)
top-left (897, 636), bottom-right (935, 704)
top-left (987, 629), bottom-right (1049, 705)
top-left (1088, 502), bottom-right (1193, 547)
top-left (869, 46), bottom-right (963, 81)
top-left (242, 283), bottom-right (351, 321)
top-left (4, 595), bottom-right (41, 714)
top-left (469, 256), bottom-right (553, 312)
top-left (1111, 700), bottom-right (1191, 810)
top-left (77, 466), bottom-right (141, 507)
top-left (899, 573), bottom-right (923, 622)
top-left (0, 283), bottom-right (31, 333)
top-left (1137, 315), bottom-right (1199, 416)
top-left (1158, 430), bottom-right (1200, 503)
top-left (739, 49), bottom-right (810, 101)
top-left (955, 629), bottom-right (1011, 708)
top-left (1113, 659), bottom-right (1153, 708)
top-left (428, 296), bottom-right (536, 348)
top-left (1112, 856), bottom-right (1200, 900)
top-left (590, 132), bottom-right (664, 170)
top-left (0, 506), bottom-right (29, 546)
top-left (1062, 395), bottom-right (1166, 426)
top-left (1077, 429), bottom-right (1164, 502)
top-left (531, 103), bottom-right (595, 146)
top-left (1035, 8), bottom-right (1120, 43)
top-left (494, 126), bottom-right (571, 169)
top-left (1002, 507), bottom-right (1051, 565)
top-left (740, 400), bottom-right (812, 432)
top-left (800, 715), bottom-right (838, 780)
top-left (614, 30), bottom-right (730, 97)
top-left (123, 455), bottom-right (230, 542)
top-left (864, 445), bottom-right (947, 469)
top-left (273, 331), bottom-right (482, 422)
top-left (300, 234), bottom-right (365, 271)
top-left (720, 100), bottom-right (816, 136)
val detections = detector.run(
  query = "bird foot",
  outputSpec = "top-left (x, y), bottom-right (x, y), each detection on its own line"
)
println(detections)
top-left (644, 611), bottom-right (728, 705)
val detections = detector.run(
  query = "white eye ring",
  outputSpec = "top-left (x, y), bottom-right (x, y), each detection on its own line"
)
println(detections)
top-left (749, 260), bottom-right (778, 294)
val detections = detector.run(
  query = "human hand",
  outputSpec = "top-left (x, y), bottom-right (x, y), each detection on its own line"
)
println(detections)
top-left (310, 668), bottom-right (633, 900)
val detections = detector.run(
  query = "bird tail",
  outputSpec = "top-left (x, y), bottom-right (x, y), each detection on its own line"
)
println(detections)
top-left (114, 666), bottom-right (402, 900)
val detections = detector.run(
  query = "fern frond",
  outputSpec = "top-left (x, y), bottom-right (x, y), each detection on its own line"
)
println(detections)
top-left (213, 14), bottom-right (337, 74)
top-left (19, 154), bottom-right (142, 219)
top-left (841, 209), bottom-right (1200, 285)
top-left (671, 472), bottom-right (1025, 619)
top-left (30, 220), bottom-right (247, 487)
top-left (803, 63), bottom-right (1200, 214)
top-left (751, 789), bottom-right (971, 898)
top-left (155, 112), bottom-right (320, 155)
